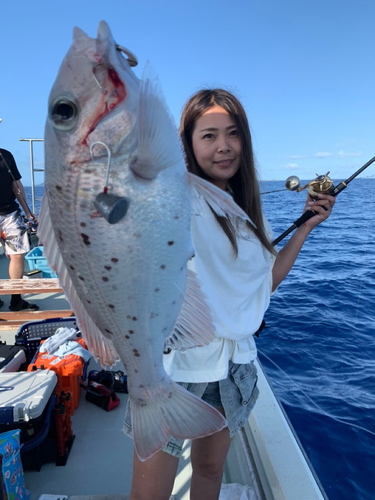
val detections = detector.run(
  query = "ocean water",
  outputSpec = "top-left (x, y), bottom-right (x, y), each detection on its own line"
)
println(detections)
top-left (25, 179), bottom-right (375, 500)
top-left (259, 178), bottom-right (375, 500)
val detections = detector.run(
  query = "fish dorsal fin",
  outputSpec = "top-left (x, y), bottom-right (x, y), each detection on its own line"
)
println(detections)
top-left (38, 196), bottom-right (119, 367)
top-left (165, 269), bottom-right (215, 351)
top-left (131, 62), bottom-right (183, 180)
top-left (189, 173), bottom-right (257, 228)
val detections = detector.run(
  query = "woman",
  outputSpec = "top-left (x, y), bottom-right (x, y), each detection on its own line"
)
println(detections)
top-left (126, 89), bottom-right (335, 500)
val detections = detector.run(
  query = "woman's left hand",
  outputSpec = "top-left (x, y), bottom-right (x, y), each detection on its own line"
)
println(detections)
top-left (303, 193), bottom-right (336, 229)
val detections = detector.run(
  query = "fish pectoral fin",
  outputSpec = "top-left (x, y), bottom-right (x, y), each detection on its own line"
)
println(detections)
top-left (131, 381), bottom-right (227, 462)
top-left (38, 194), bottom-right (120, 367)
top-left (134, 62), bottom-right (183, 180)
top-left (188, 173), bottom-right (256, 227)
top-left (165, 269), bottom-right (215, 351)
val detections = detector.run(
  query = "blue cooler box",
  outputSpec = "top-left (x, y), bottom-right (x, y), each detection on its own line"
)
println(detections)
top-left (25, 246), bottom-right (57, 278)
top-left (0, 370), bottom-right (58, 470)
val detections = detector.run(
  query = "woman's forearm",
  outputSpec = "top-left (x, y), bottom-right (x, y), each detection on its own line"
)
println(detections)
top-left (271, 193), bottom-right (336, 292)
top-left (272, 224), bottom-right (312, 291)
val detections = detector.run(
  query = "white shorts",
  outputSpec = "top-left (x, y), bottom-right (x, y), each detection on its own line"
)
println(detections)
top-left (0, 210), bottom-right (30, 256)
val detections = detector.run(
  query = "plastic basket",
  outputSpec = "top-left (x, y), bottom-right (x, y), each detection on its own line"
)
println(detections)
top-left (25, 246), bottom-right (57, 278)
top-left (15, 317), bottom-right (79, 363)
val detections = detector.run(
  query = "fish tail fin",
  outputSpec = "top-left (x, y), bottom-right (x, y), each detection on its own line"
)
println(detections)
top-left (131, 382), bottom-right (227, 462)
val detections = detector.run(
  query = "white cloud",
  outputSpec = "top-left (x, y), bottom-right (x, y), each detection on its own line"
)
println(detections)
top-left (338, 150), bottom-right (362, 158)
top-left (285, 163), bottom-right (299, 170)
top-left (290, 155), bottom-right (306, 159)
top-left (315, 152), bottom-right (333, 158)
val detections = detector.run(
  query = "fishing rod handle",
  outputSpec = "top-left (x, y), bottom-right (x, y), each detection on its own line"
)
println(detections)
top-left (285, 191), bottom-right (336, 231)
top-left (272, 197), bottom-right (330, 246)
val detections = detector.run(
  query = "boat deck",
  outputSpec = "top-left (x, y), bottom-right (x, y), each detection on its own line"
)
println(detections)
top-left (0, 249), bottom-right (327, 500)
top-left (23, 356), bottom-right (262, 500)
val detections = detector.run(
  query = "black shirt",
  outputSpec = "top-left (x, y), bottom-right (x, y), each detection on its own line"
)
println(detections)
top-left (0, 148), bottom-right (21, 215)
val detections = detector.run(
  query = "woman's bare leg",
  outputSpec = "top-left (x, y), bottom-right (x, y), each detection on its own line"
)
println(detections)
top-left (130, 448), bottom-right (179, 500)
top-left (190, 408), bottom-right (231, 500)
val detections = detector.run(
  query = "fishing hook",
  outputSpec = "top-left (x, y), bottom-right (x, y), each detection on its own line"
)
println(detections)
top-left (90, 141), bottom-right (112, 189)
top-left (92, 64), bottom-right (107, 95)
top-left (92, 44), bottom-right (138, 93)
top-left (90, 141), bottom-right (130, 225)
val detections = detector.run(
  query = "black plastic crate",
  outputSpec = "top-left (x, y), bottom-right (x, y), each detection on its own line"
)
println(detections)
top-left (15, 317), bottom-right (79, 363)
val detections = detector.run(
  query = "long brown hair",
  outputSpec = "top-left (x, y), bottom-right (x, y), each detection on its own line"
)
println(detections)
top-left (180, 89), bottom-right (276, 256)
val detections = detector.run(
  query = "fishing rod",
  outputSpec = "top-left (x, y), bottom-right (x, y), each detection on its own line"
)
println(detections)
top-left (260, 175), bottom-right (301, 195)
top-left (272, 156), bottom-right (375, 246)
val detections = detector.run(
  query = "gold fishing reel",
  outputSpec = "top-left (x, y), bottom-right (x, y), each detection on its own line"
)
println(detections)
top-left (297, 172), bottom-right (334, 197)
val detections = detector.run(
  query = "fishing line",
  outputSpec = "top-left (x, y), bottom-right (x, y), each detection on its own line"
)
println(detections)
top-left (257, 348), bottom-right (375, 437)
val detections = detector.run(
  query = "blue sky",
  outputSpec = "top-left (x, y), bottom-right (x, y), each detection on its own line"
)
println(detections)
top-left (1, 0), bottom-right (374, 185)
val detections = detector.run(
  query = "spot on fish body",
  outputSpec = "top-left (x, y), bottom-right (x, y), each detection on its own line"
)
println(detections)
top-left (80, 222), bottom-right (86, 227)
top-left (168, 241), bottom-right (174, 246)
top-left (102, 277), bottom-right (109, 282)
top-left (81, 233), bottom-right (91, 246)
top-left (160, 265), bottom-right (166, 270)
top-left (111, 258), bottom-right (119, 263)
top-left (104, 265), bottom-right (112, 270)
top-left (129, 330), bottom-right (134, 334)
top-left (108, 304), bottom-right (115, 309)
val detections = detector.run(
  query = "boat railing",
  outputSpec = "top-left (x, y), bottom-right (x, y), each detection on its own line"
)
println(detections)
top-left (20, 138), bottom-right (44, 215)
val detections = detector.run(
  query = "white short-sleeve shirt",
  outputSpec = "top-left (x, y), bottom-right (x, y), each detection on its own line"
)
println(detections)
top-left (163, 196), bottom-right (274, 383)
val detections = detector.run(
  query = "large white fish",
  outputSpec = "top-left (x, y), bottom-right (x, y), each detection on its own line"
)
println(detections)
top-left (39, 21), bottom-right (251, 461)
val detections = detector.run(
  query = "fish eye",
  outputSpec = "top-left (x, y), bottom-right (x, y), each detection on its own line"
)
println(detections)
top-left (49, 98), bottom-right (78, 131)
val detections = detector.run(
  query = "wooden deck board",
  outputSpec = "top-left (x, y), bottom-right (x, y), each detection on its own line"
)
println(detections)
top-left (0, 278), bottom-right (71, 329)
top-left (0, 278), bottom-right (63, 295)
top-left (0, 310), bottom-right (74, 329)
